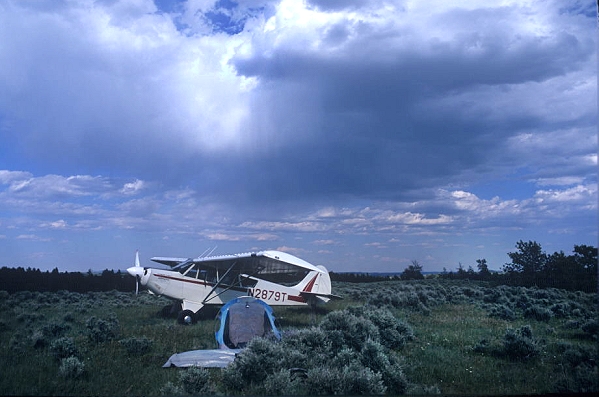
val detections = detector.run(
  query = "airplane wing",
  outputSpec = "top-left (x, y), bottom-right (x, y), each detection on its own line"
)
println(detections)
top-left (152, 250), bottom-right (323, 273)
top-left (151, 257), bottom-right (191, 267)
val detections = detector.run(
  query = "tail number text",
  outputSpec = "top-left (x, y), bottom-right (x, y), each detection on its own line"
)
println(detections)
top-left (249, 288), bottom-right (287, 302)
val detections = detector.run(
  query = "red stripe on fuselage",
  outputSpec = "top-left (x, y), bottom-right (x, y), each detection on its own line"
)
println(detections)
top-left (154, 274), bottom-right (247, 292)
top-left (287, 295), bottom-right (306, 303)
top-left (155, 273), bottom-right (210, 285)
top-left (302, 274), bottom-right (318, 292)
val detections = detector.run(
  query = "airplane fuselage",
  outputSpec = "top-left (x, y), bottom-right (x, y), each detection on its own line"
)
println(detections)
top-left (140, 267), bottom-right (321, 314)
top-left (128, 250), bottom-right (338, 323)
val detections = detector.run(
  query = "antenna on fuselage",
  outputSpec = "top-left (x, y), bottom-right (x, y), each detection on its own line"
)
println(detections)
top-left (206, 246), bottom-right (217, 257)
top-left (198, 246), bottom-right (218, 258)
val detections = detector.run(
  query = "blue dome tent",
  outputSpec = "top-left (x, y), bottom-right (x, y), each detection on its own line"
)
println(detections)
top-left (215, 296), bottom-right (281, 349)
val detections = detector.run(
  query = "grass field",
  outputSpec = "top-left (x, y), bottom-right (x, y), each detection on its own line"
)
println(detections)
top-left (0, 280), bottom-right (597, 395)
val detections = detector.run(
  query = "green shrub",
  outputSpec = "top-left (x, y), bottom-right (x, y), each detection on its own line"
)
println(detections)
top-left (179, 366), bottom-right (214, 395)
top-left (549, 303), bottom-right (569, 318)
top-left (319, 309), bottom-right (380, 351)
top-left (501, 325), bottom-right (540, 360)
top-left (581, 319), bottom-right (599, 339)
top-left (280, 327), bottom-right (331, 367)
top-left (260, 369), bottom-right (303, 395)
top-left (16, 312), bottom-right (45, 324)
top-left (473, 338), bottom-right (492, 355)
top-left (306, 364), bottom-right (386, 395)
top-left (380, 361), bottom-right (408, 395)
top-left (224, 337), bottom-right (284, 386)
top-left (524, 305), bottom-right (552, 322)
top-left (58, 356), bottom-right (85, 379)
top-left (340, 363), bottom-right (386, 395)
top-left (359, 339), bottom-right (391, 373)
top-left (41, 321), bottom-right (70, 337)
top-left (119, 336), bottom-right (153, 356)
top-left (159, 381), bottom-right (183, 396)
top-left (564, 320), bottom-right (581, 330)
top-left (50, 337), bottom-right (79, 360)
top-left (555, 362), bottom-right (599, 393)
top-left (86, 314), bottom-right (119, 343)
top-left (305, 366), bottom-right (344, 395)
top-left (352, 306), bottom-right (414, 349)
top-left (560, 344), bottom-right (597, 368)
top-left (63, 312), bottom-right (75, 322)
top-left (488, 304), bottom-right (516, 321)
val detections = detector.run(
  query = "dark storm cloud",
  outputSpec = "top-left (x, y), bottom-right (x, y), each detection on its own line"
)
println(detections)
top-left (224, 2), bottom-right (593, 203)
top-left (0, 0), bottom-right (595, 272)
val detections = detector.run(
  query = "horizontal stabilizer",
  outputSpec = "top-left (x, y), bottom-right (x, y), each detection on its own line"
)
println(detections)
top-left (300, 291), bottom-right (343, 301)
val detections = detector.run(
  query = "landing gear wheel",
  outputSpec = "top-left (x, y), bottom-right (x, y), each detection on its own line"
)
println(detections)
top-left (177, 309), bottom-right (196, 325)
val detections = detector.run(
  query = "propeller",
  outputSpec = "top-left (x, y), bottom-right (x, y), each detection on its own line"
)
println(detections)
top-left (127, 250), bottom-right (144, 295)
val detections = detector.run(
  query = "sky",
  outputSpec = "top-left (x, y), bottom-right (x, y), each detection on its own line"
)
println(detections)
top-left (0, 0), bottom-right (596, 274)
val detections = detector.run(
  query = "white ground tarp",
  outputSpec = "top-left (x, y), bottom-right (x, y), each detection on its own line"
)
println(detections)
top-left (162, 349), bottom-right (242, 368)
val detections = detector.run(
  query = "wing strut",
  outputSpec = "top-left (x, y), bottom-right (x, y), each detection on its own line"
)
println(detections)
top-left (202, 261), bottom-right (239, 304)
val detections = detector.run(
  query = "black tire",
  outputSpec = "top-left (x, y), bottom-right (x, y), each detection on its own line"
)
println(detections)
top-left (177, 309), bottom-right (196, 325)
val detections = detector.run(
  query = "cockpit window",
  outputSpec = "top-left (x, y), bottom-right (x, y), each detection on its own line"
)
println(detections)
top-left (176, 256), bottom-right (310, 287)
top-left (253, 257), bottom-right (310, 286)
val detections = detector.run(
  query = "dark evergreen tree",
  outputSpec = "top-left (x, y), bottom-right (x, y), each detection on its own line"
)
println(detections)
top-left (503, 240), bottom-right (547, 286)
top-left (400, 260), bottom-right (424, 280)
top-left (476, 258), bottom-right (491, 280)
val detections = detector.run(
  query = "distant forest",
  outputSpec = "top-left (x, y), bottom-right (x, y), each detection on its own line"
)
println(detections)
top-left (0, 268), bottom-right (132, 294)
top-left (0, 241), bottom-right (596, 294)
top-left (331, 241), bottom-right (597, 293)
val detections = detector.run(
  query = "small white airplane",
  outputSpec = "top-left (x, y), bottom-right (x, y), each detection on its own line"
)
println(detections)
top-left (127, 249), bottom-right (340, 324)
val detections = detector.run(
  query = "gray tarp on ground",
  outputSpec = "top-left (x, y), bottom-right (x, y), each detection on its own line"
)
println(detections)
top-left (163, 349), bottom-right (242, 368)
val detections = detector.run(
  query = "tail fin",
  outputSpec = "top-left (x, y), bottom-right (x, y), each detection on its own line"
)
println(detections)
top-left (297, 265), bottom-right (341, 302)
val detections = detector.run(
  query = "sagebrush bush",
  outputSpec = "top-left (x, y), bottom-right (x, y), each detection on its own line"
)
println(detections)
top-left (16, 312), bottom-right (45, 324)
top-left (319, 309), bottom-right (380, 351)
top-left (226, 337), bottom-right (285, 386)
top-left (359, 339), bottom-right (391, 373)
top-left (260, 369), bottom-right (303, 395)
top-left (501, 325), bottom-right (540, 360)
top-left (159, 381), bottom-right (183, 396)
top-left (63, 312), bottom-right (75, 322)
top-left (524, 305), bottom-right (552, 322)
top-left (581, 319), bottom-right (599, 339)
top-left (561, 344), bottom-right (597, 368)
top-left (555, 362), bottom-right (599, 393)
top-left (305, 364), bottom-right (386, 395)
top-left (349, 306), bottom-right (414, 349)
top-left (86, 314), bottom-right (119, 343)
top-left (58, 356), bottom-right (85, 379)
top-left (549, 303), bottom-right (569, 318)
top-left (472, 338), bottom-right (491, 355)
top-left (179, 366), bottom-right (214, 395)
top-left (119, 336), bottom-right (153, 356)
top-left (50, 337), bottom-right (79, 360)
top-left (488, 304), bottom-right (516, 321)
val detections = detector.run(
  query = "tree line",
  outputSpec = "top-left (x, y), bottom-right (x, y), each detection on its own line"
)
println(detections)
top-left (438, 241), bottom-right (597, 292)
top-left (333, 241), bottom-right (597, 293)
top-left (0, 241), bottom-right (596, 293)
top-left (0, 267), bottom-right (134, 294)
